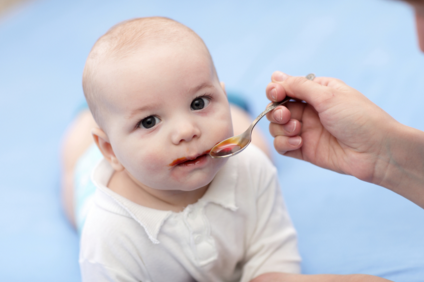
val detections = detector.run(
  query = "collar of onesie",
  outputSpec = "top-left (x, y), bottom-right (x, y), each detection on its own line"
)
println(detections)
top-left (91, 158), bottom-right (239, 244)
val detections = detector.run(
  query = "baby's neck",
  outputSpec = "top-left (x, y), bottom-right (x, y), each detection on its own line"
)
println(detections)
top-left (107, 170), bottom-right (209, 212)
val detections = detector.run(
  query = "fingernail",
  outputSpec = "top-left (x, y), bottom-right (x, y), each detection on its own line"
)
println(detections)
top-left (270, 88), bottom-right (277, 101)
top-left (275, 109), bottom-right (283, 122)
top-left (273, 71), bottom-right (288, 82)
top-left (284, 120), bottom-right (296, 133)
top-left (288, 136), bottom-right (301, 146)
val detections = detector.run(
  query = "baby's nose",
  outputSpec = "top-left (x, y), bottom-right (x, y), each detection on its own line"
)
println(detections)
top-left (171, 120), bottom-right (201, 145)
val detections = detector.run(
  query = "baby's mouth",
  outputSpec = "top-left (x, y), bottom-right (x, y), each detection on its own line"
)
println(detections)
top-left (169, 149), bottom-right (211, 167)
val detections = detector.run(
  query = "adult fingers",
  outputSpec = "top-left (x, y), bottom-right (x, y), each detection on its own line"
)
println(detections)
top-left (265, 105), bottom-right (291, 124)
top-left (266, 72), bottom-right (348, 102)
top-left (266, 71), bottom-right (314, 102)
top-left (266, 102), bottom-right (305, 125)
top-left (271, 71), bottom-right (347, 88)
top-left (283, 76), bottom-right (333, 109)
top-left (312, 76), bottom-right (347, 89)
top-left (269, 119), bottom-right (302, 138)
top-left (267, 72), bottom-right (348, 112)
top-left (266, 80), bottom-right (288, 103)
top-left (273, 135), bottom-right (303, 157)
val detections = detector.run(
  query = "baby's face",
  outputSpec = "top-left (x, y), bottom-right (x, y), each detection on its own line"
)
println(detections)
top-left (97, 43), bottom-right (233, 192)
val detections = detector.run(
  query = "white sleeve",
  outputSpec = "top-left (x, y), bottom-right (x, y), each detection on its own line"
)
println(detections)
top-left (240, 161), bottom-right (301, 282)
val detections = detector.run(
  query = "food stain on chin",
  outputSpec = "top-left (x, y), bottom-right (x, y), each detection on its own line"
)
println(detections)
top-left (169, 149), bottom-right (211, 167)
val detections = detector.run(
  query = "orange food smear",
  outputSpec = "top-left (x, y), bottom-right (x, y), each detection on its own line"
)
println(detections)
top-left (168, 149), bottom-right (211, 166)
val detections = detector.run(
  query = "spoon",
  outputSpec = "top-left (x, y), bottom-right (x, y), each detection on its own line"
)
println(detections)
top-left (209, 73), bottom-right (315, 158)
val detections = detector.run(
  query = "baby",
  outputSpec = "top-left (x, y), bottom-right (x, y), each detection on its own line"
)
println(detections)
top-left (73, 16), bottom-right (299, 281)
top-left (64, 16), bottom-right (388, 282)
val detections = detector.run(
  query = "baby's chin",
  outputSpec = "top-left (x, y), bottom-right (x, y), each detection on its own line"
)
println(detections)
top-left (171, 159), bottom-right (227, 191)
top-left (174, 175), bottom-right (215, 192)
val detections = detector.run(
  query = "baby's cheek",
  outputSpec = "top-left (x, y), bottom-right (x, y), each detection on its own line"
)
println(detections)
top-left (216, 107), bottom-right (233, 134)
top-left (205, 116), bottom-right (232, 141)
top-left (139, 151), bottom-right (167, 173)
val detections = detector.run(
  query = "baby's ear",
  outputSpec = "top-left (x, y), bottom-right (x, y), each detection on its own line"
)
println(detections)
top-left (92, 127), bottom-right (125, 172)
top-left (220, 81), bottom-right (227, 96)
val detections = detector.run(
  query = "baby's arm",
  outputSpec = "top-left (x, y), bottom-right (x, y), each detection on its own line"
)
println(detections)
top-left (251, 272), bottom-right (392, 282)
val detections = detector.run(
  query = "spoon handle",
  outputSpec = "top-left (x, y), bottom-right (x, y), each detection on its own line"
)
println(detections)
top-left (250, 97), bottom-right (292, 129)
top-left (250, 73), bottom-right (315, 130)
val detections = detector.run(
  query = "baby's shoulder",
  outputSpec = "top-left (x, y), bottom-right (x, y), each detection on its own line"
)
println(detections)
top-left (79, 200), bottom-right (152, 280)
top-left (81, 189), bottom-right (163, 247)
top-left (80, 197), bottom-right (153, 260)
top-left (81, 197), bottom-right (133, 239)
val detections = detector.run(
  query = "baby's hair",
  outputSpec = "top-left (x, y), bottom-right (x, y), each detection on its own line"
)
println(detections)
top-left (82, 17), bottom-right (211, 129)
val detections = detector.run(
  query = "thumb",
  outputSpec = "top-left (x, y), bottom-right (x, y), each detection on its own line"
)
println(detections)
top-left (276, 75), bottom-right (345, 112)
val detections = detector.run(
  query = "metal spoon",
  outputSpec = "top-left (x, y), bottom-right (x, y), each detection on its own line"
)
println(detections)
top-left (209, 73), bottom-right (315, 158)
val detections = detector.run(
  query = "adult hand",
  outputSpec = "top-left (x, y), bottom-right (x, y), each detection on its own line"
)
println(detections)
top-left (265, 71), bottom-right (399, 184)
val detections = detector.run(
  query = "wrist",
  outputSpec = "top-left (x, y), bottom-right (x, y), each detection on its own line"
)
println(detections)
top-left (373, 122), bottom-right (424, 207)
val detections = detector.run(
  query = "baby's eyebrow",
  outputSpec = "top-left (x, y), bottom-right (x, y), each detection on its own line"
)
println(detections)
top-left (126, 83), bottom-right (215, 120)
top-left (187, 82), bottom-right (215, 94)
top-left (127, 103), bottom-right (160, 120)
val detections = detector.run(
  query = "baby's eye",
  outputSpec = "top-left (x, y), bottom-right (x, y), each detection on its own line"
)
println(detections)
top-left (191, 96), bottom-right (210, 110)
top-left (139, 116), bottom-right (160, 129)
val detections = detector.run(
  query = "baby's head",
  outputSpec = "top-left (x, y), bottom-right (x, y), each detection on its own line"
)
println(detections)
top-left (83, 17), bottom-right (233, 192)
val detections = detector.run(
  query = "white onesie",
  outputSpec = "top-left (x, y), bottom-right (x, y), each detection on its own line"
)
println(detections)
top-left (79, 145), bottom-right (300, 282)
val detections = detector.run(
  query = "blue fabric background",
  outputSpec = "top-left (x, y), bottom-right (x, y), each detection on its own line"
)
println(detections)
top-left (1, 0), bottom-right (423, 281)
